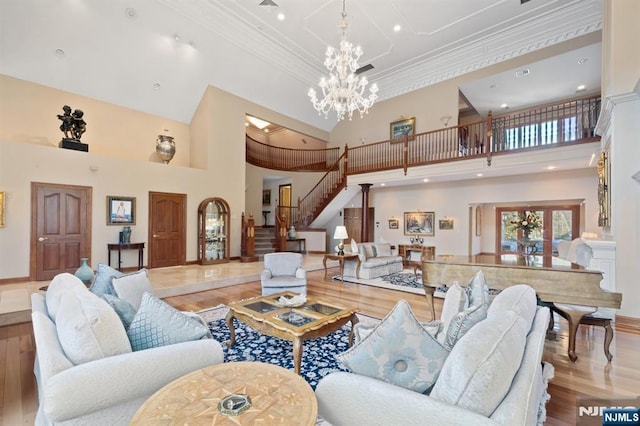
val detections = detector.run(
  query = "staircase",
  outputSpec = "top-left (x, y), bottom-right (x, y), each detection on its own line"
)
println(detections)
top-left (254, 227), bottom-right (276, 259)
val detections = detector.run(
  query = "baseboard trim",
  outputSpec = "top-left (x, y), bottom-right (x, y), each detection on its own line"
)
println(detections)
top-left (0, 276), bottom-right (29, 286)
top-left (614, 315), bottom-right (640, 334)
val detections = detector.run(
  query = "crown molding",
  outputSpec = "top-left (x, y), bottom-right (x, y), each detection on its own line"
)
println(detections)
top-left (160, 0), bottom-right (602, 104)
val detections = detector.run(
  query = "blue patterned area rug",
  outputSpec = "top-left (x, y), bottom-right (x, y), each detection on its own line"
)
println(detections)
top-left (201, 306), bottom-right (376, 390)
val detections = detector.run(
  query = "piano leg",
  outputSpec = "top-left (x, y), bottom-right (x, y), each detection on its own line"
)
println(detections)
top-left (553, 303), bottom-right (597, 362)
top-left (423, 286), bottom-right (436, 321)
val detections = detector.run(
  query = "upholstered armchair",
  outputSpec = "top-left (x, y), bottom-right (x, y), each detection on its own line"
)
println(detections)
top-left (261, 252), bottom-right (307, 296)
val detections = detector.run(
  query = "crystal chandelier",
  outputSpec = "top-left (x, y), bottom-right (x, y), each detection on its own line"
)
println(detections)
top-left (308, 0), bottom-right (378, 121)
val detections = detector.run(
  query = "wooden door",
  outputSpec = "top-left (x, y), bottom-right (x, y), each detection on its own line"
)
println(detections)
top-left (148, 192), bottom-right (186, 268)
top-left (278, 184), bottom-right (292, 225)
top-left (31, 182), bottom-right (92, 281)
top-left (343, 207), bottom-right (374, 243)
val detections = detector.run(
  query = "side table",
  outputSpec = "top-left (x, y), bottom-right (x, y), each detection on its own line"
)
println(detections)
top-left (323, 253), bottom-right (360, 282)
top-left (130, 362), bottom-right (317, 425)
top-left (107, 242), bottom-right (144, 271)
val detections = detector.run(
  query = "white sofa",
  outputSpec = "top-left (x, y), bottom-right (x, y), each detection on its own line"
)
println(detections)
top-left (31, 273), bottom-right (224, 425)
top-left (316, 284), bottom-right (553, 426)
top-left (343, 242), bottom-right (403, 279)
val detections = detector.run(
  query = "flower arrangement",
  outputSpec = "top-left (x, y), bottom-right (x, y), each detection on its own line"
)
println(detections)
top-left (511, 212), bottom-right (542, 237)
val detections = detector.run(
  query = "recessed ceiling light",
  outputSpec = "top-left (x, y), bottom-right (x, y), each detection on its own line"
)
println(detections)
top-left (500, 103), bottom-right (508, 109)
top-left (576, 84), bottom-right (586, 92)
top-left (423, 178), bottom-right (429, 182)
top-left (125, 8), bottom-right (136, 19)
top-left (547, 166), bottom-right (557, 170)
top-left (174, 34), bottom-right (180, 41)
top-left (153, 82), bottom-right (161, 89)
top-left (277, 12), bottom-right (285, 21)
top-left (54, 48), bottom-right (65, 57)
top-left (264, 128), bottom-right (269, 133)
top-left (393, 24), bottom-right (401, 32)
top-left (380, 183), bottom-right (386, 186)
top-left (577, 58), bottom-right (588, 64)
top-left (247, 116), bottom-right (271, 129)
top-left (489, 84), bottom-right (496, 89)
top-left (476, 173), bottom-right (483, 177)
top-left (188, 40), bottom-right (196, 48)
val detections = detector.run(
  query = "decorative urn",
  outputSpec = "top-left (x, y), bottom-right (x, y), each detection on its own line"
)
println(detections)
top-left (74, 258), bottom-right (94, 285)
top-left (156, 133), bottom-right (176, 164)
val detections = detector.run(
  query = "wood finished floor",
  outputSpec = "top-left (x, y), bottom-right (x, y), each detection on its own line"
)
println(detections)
top-left (2, 267), bottom-right (639, 425)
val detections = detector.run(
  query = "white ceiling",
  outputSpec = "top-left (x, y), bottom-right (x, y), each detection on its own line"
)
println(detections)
top-left (0, 0), bottom-right (602, 132)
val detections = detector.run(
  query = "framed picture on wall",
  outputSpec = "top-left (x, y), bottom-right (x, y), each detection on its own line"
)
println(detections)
top-left (390, 117), bottom-right (416, 142)
top-left (107, 196), bottom-right (136, 225)
top-left (439, 218), bottom-right (454, 230)
top-left (388, 219), bottom-right (399, 229)
top-left (262, 189), bottom-right (271, 206)
top-left (404, 211), bottom-right (434, 236)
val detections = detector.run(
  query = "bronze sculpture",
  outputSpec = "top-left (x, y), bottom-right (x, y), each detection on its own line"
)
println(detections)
top-left (57, 105), bottom-right (89, 151)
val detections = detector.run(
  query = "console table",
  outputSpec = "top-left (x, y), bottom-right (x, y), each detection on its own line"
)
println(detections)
top-left (286, 238), bottom-right (306, 254)
top-left (107, 242), bottom-right (145, 271)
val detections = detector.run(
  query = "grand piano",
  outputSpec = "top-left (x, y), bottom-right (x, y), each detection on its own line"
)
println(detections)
top-left (422, 254), bottom-right (622, 362)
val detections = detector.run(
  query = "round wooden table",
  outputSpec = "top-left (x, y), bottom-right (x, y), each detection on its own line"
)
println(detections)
top-left (130, 361), bottom-right (318, 425)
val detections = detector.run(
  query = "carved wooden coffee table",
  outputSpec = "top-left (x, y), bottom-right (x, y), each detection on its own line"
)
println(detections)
top-left (130, 361), bottom-right (317, 425)
top-left (226, 292), bottom-right (359, 375)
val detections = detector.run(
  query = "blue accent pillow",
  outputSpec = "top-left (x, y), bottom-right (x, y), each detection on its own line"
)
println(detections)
top-left (102, 294), bottom-right (137, 330)
top-left (337, 300), bottom-right (450, 393)
top-left (127, 292), bottom-right (210, 351)
top-left (89, 263), bottom-right (123, 297)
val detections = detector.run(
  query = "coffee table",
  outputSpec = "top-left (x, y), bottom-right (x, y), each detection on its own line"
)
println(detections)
top-left (130, 361), bottom-right (317, 425)
top-left (226, 292), bottom-right (359, 375)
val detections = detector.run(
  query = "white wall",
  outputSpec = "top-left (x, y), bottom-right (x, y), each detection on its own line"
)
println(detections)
top-left (345, 168), bottom-right (599, 256)
top-left (0, 140), bottom-right (243, 277)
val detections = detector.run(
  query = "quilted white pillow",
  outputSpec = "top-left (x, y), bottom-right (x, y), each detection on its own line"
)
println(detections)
top-left (430, 285), bottom-right (537, 417)
top-left (350, 238), bottom-right (358, 254)
top-left (55, 289), bottom-right (132, 365)
top-left (45, 273), bottom-right (86, 321)
top-left (337, 300), bottom-right (449, 393)
top-left (112, 269), bottom-right (153, 310)
top-left (430, 310), bottom-right (528, 416)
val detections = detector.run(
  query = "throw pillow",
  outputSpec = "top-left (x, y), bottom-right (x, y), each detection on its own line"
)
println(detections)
top-left (350, 239), bottom-right (358, 254)
top-left (102, 294), bottom-right (137, 329)
top-left (438, 283), bottom-right (468, 344)
top-left (56, 289), bottom-right (132, 364)
top-left (374, 243), bottom-right (392, 257)
top-left (443, 271), bottom-right (490, 350)
top-left (127, 292), bottom-right (210, 351)
top-left (112, 269), bottom-right (153, 310)
top-left (89, 263), bottom-right (123, 297)
top-left (45, 273), bottom-right (86, 321)
top-left (337, 300), bottom-right (449, 393)
top-left (363, 244), bottom-right (376, 259)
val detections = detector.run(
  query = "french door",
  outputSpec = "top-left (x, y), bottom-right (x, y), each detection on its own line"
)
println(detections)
top-left (496, 205), bottom-right (580, 257)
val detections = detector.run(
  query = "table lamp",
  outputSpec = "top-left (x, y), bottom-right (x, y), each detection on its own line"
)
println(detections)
top-left (333, 226), bottom-right (349, 255)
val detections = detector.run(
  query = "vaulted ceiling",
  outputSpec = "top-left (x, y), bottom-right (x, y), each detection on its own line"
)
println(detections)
top-left (0, 0), bottom-right (602, 132)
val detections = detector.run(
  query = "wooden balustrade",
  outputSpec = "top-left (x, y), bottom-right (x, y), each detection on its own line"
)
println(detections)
top-left (297, 152), bottom-right (347, 228)
top-left (240, 213), bottom-right (258, 262)
top-left (248, 95), bottom-right (600, 228)
top-left (246, 136), bottom-right (339, 172)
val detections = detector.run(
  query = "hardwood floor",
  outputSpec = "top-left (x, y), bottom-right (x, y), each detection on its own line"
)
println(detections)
top-left (2, 267), bottom-right (639, 425)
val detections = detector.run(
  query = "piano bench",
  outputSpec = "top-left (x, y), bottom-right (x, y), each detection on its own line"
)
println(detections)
top-left (579, 315), bottom-right (613, 362)
top-left (552, 303), bottom-right (613, 363)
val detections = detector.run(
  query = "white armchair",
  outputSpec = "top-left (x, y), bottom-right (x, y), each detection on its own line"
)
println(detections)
top-left (261, 252), bottom-right (307, 296)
